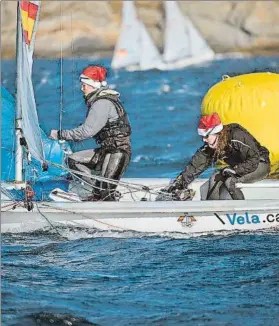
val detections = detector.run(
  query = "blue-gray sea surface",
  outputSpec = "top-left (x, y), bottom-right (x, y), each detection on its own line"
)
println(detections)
top-left (2, 56), bottom-right (279, 325)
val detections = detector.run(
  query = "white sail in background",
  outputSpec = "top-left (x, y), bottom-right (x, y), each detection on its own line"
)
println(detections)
top-left (163, 1), bottom-right (214, 63)
top-left (111, 1), bottom-right (141, 69)
top-left (139, 22), bottom-right (163, 71)
top-left (16, 1), bottom-right (45, 173)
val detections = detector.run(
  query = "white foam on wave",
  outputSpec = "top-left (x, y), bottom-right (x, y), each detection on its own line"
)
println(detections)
top-left (42, 226), bottom-right (279, 242)
top-left (132, 155), bottom-right (150, 163)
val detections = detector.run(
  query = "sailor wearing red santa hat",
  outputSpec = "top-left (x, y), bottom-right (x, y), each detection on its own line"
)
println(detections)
top-left (49, 65), bottom-right (132, 201)
top-left (159, 112), bottom-right (270, 201)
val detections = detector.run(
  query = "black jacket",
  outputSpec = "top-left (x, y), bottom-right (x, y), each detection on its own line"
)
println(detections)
top-left (180, 123), bottom-right (270, 186)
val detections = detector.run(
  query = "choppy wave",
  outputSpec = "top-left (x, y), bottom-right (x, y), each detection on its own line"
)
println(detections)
top-left (5, 312), bottom-right (97, 326)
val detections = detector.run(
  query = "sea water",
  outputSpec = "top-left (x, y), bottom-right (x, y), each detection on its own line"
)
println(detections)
top-left (1, 55), bottom-right (279, 325)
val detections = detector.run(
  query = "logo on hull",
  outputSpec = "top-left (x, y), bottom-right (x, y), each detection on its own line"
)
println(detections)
top-left (178, 215), bottom-right (197, 228)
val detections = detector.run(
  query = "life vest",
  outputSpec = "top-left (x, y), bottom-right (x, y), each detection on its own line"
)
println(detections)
top-left (91, 95), bottom-right (131, 147)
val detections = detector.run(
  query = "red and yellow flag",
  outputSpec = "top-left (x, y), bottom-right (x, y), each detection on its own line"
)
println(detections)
top-left (20, 1), bottom-right (39, 45)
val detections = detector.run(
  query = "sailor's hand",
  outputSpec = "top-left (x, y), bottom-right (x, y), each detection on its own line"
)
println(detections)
top-left (164, 175), bottom-right (185, 193)
top-left (172, 174), bottom-right (185, 190)
top-left (49, 129), bottom-right (58, 140)
top-left (156, 176), bottom-right (194, 201)
top-left (156, 186), bottom-right (180, 201)
top-left (221, 167), bottom-right (236, 178)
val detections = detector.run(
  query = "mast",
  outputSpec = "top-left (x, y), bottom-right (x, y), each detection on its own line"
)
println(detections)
top-left (15, 1), bottom-right (23, 182)
top-left (15, 1), bottom-right (44, 182)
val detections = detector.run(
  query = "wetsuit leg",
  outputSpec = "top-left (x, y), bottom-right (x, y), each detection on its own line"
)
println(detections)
top-left (67, 149), bottom-right (98, 187)
top-left (223, 177), bottom-right (244, 200)
top-left (99, 152), bottom-right (131, 201)
top-left (223, 162), bottom-right (270, 200)
top-left (219, 184), bottom-right (232, 200)
top-left (206, 172), bottom-right (224, 200)
top-left (237, 162), bottom-right (270, 183)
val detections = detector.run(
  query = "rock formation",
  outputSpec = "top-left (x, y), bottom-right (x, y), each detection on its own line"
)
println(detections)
top-left (1, 1), bottom-right (279, 59)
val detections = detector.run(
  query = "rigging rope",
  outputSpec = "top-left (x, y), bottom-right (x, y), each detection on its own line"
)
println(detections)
top-left (35, 201), bottom-right (67, 238)
top-left (46, 159), bottom-right (173, 198)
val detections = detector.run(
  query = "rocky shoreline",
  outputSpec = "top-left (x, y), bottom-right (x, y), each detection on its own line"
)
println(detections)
top-left (1, 1), bottom-right (279, 59)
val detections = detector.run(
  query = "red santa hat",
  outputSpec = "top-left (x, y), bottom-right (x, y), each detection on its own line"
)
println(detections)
top-left (79, 66), bottom-right (108, 89)
top-left (197, 112), bottom-right (223, 137)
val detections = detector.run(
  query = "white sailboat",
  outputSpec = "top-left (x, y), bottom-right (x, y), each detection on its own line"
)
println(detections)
top-left (160, 1), bottom-right (215, 70)
top-left (1, 1), bottom-right (279, 235)
top-left (111, 1), bottom-right (141, 70)
top-left (111, 1), bottom-right (215, 72)
top-left (111, 1), bottom-right (163, 71)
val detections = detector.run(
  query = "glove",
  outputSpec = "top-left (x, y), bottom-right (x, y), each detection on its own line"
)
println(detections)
top-left (156, 175), bottom-right (192, 201)
top-left (49, 130), bottom-right (58, 140)
top-left (159, 175), bottom-right (185, 196)
top-left (167, 175), bottom-right (185, 193)
top-left (221, 167), bottom-right (236, 178)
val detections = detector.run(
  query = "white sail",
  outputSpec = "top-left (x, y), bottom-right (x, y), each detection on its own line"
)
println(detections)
top-left (139, 22), bottom-right (163, 71)
top-left (111, 1), bottom-right (141, 69)
top-left (16, 1), bottom-right (45, 174)
top-left (163, 1), bottom-right (214, 63)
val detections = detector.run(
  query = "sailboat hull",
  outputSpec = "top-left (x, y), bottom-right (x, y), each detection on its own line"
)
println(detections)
top-left (123, 52), bottom-right (215, 72)
top-left (2, 178), bottom-right (279, 234)
top-left (2, 200), bottom-right (279, 234)
top-left (159, 53), bottom-right (216, 71)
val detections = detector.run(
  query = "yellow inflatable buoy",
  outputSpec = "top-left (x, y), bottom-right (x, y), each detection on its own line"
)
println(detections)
top-left (201, 72), bottom-right (279, 176)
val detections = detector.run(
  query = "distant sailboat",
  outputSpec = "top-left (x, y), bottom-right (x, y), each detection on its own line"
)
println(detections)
top-left (111, 1), bottom-right (215, 71)
top-left (161, 1), bottom-right (215, 69)
top-left (111, 1), bottom-right (141, 70)
top-left (111, 1), bottom-right (162, 71)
